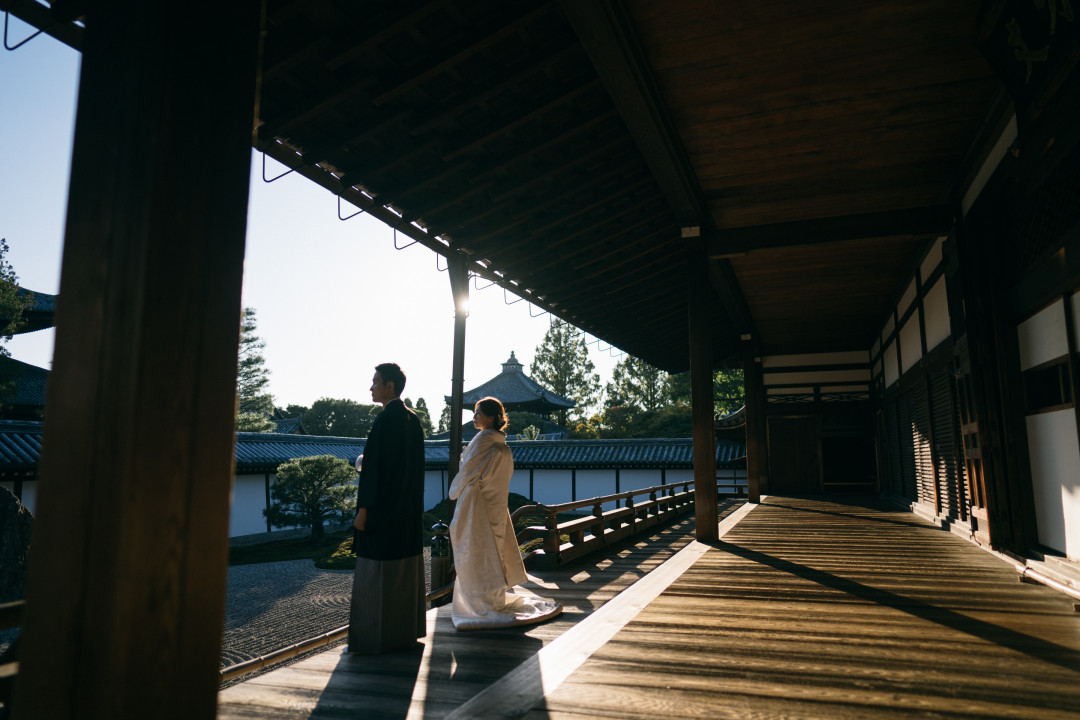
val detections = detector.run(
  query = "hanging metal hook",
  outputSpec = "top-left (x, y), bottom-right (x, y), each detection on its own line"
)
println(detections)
top-left (472, 274), bottom-right (497, 291)
top-left (337, 195), bottom-right (365, 221)
top-left (261, 152), bottom-right (297, 183)
top-left (530, 303), bottom-right (547, 318)
top-left (4, 12), bottom-right (45, 51)
top-left (504, 288), bottom-right (524, 305)
top-left (393, 227), bottom-right (419, 250)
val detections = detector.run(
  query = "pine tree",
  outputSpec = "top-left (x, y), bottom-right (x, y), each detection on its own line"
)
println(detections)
top-left (412, 397), bottom-right (433, 437)
top-left (236, 307), bottom-right (276, 432)
top-left (0, 239), bottom-right (31, 414)
top-left (437, 403), bottom-right (452, 434)
top-left (264, 455), bottom-right (356, 544)
top-left (605, 355), bottom-right (669, 412)
top-left (529, 319), bottom-right (600, 426)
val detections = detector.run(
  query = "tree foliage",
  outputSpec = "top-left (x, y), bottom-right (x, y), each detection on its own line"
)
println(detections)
top-left (605, 356), bottom-right (668, 412)
top-left (666, 367), bottom-right (745, 415)
top-left (264, 455), bottom-right (356, 543)
top-left (569, 356), bottom-right (743, 439)
top-left (405, 397), bottom-right (433, 437)
top-left (437, 403), bottom-right (452, 434)
top-left (236, 307), bottom-right (276, 432)
top-left (302, 397), bottom-right (380, 438)
top-left (0, 240), bottom-right (30, 413)
top-left (279, 404), bottom-right (309, 419)
top-left (529, 320), bottom-right (600, 426)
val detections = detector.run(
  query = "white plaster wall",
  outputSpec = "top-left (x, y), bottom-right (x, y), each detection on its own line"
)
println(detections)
top-left (0, 481), bottom-right (35, 513)
top-left (762, 351), bottom-right (868, 368)
top-left (884, 340), bottom-right (899, 387)
top-left (899, 277), bottom-right (918, 316)
top-left (768, 387), bottom-right (814, 395)
top-left (531, 470), bottom-right (572, 506)
top-left (509, 468), bottom-right (533, 500)
top-left (763, 369), bottom-right (870, 386)
top-left (621, 469), bottom-right (660, 490)
top-left (1072, 292), bottom-right (1080, 350)
top-left (923, 277), bottom-right (951, 352)
top-left (1025, 410), bottom-right (1080, 560)
top-left (665, 469), bottom-right (694, 485)
top-left (920, 237), bottom-right (945, 281)
top-left (230, 474), bottom-right (272, 537)
top-left (899, 309), bottom-right (923, 374)
top-left (1018, 298), bottom-right (1067, 371)
top-left (576, 470), bottom-right (614, 503)
top-left (424, 470), bottom-right (446, 510)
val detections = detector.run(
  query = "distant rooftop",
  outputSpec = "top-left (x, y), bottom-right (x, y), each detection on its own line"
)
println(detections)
top-left (0, 420), bottom-right (745, 477)
top-left (448, 352), bottom-right (575, 413)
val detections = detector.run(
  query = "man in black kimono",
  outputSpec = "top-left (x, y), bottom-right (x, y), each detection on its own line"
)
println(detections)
top-left (347, 362), bottom-right (427, 653)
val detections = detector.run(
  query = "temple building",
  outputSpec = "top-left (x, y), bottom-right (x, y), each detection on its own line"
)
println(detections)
top-left (438, 352), bottom-right (575, 439)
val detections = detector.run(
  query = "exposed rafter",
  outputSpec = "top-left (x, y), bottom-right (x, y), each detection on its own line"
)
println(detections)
top-left (558, 0), bottom-right (755, 343)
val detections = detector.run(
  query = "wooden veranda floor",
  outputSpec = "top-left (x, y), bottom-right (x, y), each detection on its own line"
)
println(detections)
top-left (217, 497), bottom-right (1080, 719)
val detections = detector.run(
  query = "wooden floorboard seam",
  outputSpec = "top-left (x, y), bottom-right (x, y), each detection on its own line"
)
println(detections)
top-left (442, 500), bottom-right (762, 720)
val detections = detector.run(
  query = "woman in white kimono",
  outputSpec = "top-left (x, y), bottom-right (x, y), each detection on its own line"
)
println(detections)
top-left (449, 396), bottom-right (562, 630)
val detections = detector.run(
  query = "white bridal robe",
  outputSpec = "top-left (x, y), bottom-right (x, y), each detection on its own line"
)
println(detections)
top-left (449, 429), bottom-right (562, 630)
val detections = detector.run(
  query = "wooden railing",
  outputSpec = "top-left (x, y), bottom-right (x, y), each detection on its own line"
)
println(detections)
top-left (0, 600), bottom-right (24, 706)
top-left (514, 480), bottom-right (697, 568)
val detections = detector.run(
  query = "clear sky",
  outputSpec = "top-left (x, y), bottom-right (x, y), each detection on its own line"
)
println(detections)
top-left (0, 27), bottom-right (623, 426)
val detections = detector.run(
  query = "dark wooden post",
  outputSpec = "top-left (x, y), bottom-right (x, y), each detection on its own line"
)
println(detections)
top-left (447, 251), bottom-right (470, 480)
top-left (742, 341), bottom-right (765, 503)
top-left (14, 3), bottom-right (260, 719)
top-left (688, 237), bottom-right (718, 541)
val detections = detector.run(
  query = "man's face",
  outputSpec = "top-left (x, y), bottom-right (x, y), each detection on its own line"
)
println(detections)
top-left (370, 372), bottom-right (395, 406)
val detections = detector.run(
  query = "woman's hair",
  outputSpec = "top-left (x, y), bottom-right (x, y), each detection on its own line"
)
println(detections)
top-left (475, 396), bottom-right (508, 432)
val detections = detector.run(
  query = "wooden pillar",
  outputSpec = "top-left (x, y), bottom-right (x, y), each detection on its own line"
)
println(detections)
top-left (447, 252), bottom-right (469, 481)
top-left (742, 341), bottom-right (765, 503)
top-left (14, 3), bottom-right (260, 719)
top-left (688, 237), bottom-right (718, 541)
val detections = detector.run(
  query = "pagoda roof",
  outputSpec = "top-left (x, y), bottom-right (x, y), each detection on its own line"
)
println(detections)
top-left (447, 352), bottom-right (575, 414)
top-left (11, 288), bottom-right (57, 335)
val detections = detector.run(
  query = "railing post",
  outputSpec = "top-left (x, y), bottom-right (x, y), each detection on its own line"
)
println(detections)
top-left (592, 503), bottom-right (604, 542)
top-left (543, 512), bottom-right (560, 563)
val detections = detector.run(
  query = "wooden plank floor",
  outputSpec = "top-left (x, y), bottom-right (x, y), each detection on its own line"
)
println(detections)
top-left (219, 497), bottom-right (1080, 719)
top-left (216, 501), bottom-right (743, 719)
top-left (531, 496), bottom-right (1080, 719)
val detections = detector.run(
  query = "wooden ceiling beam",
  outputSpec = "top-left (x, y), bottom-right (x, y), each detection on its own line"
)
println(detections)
top-left (455, 157), bottom-right (642, 244)
top-left (373, 107), bottom-right (616, 211)
top-left (483, 201), bottom-right (666, 271)
top-left (558, 0), bottom-right (708, 226)
top-left (527, 177), bottom-right (654, 238)
top-left (503, 197), bottom-right (667, 270)
top-left (404, 133), bottom-right (631, 224)
top-left (372, 3), bottom-right (556, 106)
top-left (324, 0), bottom-right (455, 71)
top-left (559, 0), bottom-right (755, 340)
top-left (440, 77), bottom-right (602, 162)
top-left (487, 134), bottom-right (631, 203)
top-left (261, 2), bottom-right (544, 139)
top-left (406, 40), bottom-right (582, 137)
top-left (707, 205), bottom-right (953, 257)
